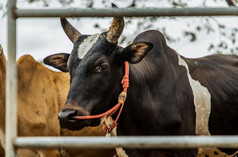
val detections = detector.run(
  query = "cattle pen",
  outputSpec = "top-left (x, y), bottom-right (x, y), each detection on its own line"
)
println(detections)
top-left (6, 0), bottom-right (238, 156)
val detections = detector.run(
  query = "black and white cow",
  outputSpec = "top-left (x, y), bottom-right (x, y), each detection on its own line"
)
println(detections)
top-left (44, 13), bottom-right (238, 157)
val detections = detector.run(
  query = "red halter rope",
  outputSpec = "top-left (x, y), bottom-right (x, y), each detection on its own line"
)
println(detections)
top-left (74, 61), bottom-right (129, 132)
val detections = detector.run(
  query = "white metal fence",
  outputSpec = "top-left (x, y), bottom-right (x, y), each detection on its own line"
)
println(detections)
top-left (6, 0), bottom-right (238, 156)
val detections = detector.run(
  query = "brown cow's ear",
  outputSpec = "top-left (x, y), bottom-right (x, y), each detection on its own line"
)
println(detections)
top-left (43, 53), bottom-right (70, 72)
top-left (121, 42), bottom-right (153, 64)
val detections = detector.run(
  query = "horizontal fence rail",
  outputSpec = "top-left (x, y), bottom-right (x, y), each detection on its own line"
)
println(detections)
top-left (15, 7), bottom-right (238, 18)
top-left (15, 136), bottom-right (238, 149)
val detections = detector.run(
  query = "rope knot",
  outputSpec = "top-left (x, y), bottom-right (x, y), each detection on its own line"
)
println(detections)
top-left (121, 75), bottom-right (129, 89)
top-left (102, 121), bottom-right (118, 132)
top-left (108, 121), bottom-right (118, 132)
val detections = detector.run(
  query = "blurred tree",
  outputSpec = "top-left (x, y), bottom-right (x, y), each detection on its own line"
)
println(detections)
top-left (2, 0), bottom-right (238, 55)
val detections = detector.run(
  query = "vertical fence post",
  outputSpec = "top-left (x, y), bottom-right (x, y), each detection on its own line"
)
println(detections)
top-left (6, 0), bottom-right (17, 157)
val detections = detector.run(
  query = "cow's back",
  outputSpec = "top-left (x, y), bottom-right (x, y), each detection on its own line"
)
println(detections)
top-left (17, 55), bottom-right (69, 137)
top-left (185, 55), bottom-right (238, 135)
top-left (184, 54), bottom-right (238, 155)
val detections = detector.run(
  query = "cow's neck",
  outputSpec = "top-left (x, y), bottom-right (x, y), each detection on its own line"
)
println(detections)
top-left (116, 51), bottom-right (196, 137)
top-left (116, 57), bottom-right (166, 135)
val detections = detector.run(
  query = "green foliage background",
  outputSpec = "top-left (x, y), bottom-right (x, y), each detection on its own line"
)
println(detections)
top-left (1, 0), bottom-right (238, 55)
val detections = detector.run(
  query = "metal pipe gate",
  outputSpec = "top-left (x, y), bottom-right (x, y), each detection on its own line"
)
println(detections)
top-left (6, 0), bottom-right (238, 156)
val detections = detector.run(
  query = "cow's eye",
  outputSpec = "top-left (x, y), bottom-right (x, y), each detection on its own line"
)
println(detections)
top-left (94, 63), bottom-right (109, 73)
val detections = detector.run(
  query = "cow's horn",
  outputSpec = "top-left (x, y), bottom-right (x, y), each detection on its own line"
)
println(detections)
top-left (60, 17), bottom-right (82, 43)
top-left (106, 4), bottom-right (124, 44)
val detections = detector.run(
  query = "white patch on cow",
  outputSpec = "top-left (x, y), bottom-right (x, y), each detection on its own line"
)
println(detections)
top-left (100, 116), bottom-right (128, 157)
top-left (77, 34), bottom-right (99, 59)
top-left (177, 54), bottom-right (211, 135)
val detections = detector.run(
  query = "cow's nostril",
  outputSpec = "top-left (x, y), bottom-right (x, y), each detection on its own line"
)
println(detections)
top-left (58, 110), bottom-right (77, 120)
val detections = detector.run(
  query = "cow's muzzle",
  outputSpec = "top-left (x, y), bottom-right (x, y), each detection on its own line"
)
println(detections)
top-left (58, 110), bottom-right (100, 131)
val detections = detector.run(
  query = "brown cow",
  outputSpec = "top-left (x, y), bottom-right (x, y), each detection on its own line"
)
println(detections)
top-left (0, 44), bottom-right (115, 157)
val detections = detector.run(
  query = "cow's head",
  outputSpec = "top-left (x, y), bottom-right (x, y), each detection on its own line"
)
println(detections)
top-left (44, 12), bottom-right (153, 131)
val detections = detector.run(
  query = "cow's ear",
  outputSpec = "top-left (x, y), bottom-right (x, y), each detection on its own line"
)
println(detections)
top-left (43, 53), bottom-right (70, 72)
top-left (121, 42), bottom-right (153, 64)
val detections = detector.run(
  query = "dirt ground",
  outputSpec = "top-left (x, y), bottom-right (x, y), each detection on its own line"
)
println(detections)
top-left (198, 148), bottom-right (238, 157)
